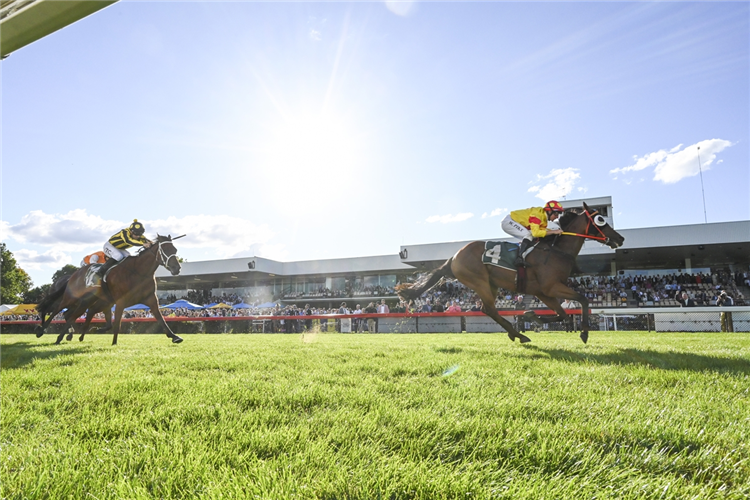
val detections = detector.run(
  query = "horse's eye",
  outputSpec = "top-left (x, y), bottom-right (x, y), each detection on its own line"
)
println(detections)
top-left (594, 215), bottom-right (606, 227)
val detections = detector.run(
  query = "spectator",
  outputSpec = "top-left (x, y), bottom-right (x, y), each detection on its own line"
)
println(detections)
top-left (678, 292), bottom-right (696, 307)
top-left (364, 302), bottom-right (377, 332)
top-left (470, 300), bottom-right (482, 312)
top-left (304, 304), bottom-right (313, 331)
top-left (377, 299), bottom-right (390, 314)
top-left (446, 301), bottom-right (462, 313)
top-left (716, 291), bottom-right (734, 307)
top-left (353, 304), bottom-right (362, 332)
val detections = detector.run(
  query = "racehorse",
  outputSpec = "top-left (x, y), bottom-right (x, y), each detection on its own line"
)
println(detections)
top-left (396, 203), bottom-right (625, 343)
top-left (52, 234), bottom-right (184, 346)
top-left (36, 275), bottom-right (113, 341)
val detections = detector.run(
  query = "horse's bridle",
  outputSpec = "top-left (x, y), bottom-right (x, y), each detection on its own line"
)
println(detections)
top-left (156, 240), bottom-right (179, 269)
top-left (560, 210), bottom-right (610, 245)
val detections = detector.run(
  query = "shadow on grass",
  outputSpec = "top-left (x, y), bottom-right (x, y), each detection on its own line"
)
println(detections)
top-left (0, 340), bottom-right (93, 370)
top-left (523, 345), bottom-right (750, 375)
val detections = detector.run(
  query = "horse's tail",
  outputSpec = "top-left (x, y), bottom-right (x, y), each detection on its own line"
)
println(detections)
top-left (37, 275), bottom-right (72, 318)
top-left (395, 257), bottom-right (455, 302)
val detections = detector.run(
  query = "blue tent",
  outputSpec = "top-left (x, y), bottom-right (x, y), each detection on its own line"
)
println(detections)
top-left (232, 302), bottom-right (253, 309)
top-left (256, 301), bottom-right (277, 308)
top-left (161, 299), bottom-right (204, 310)
top-left (124, 304), bottom-right (151, 311)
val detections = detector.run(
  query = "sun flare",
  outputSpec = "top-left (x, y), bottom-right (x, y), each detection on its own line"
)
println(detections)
top-left (256, 110), bottom-right (366, 209)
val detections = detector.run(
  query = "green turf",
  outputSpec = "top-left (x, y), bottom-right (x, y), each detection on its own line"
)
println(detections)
top-left (1, 331), bottom-right (749, 499)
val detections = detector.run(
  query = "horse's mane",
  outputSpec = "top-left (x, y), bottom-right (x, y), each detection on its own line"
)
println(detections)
top-left (557, 209), bottom-right (581, 231)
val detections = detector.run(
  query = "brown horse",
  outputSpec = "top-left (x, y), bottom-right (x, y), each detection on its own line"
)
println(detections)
top-left (396, 203), bottom-right (625, 343)
top-left (53, 234), bottom-right (184, 346)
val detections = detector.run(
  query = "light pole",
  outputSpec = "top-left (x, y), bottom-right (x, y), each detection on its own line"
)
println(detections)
top-left (697, 146), bottom-right (707, 223)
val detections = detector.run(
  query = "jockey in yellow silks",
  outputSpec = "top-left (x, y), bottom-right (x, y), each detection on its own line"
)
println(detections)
top-left (501, 201), bottom-right (564, 266)
top-left (96, 220), bottom-right (152, 277)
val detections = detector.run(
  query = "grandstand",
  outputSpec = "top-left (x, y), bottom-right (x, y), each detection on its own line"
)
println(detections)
top-left (154, 196), bottom-right (750, 309)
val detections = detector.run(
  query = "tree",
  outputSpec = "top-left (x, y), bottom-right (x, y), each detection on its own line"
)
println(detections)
top-left (0, 243), bottom-right (33, 304)
top-left (52, 264), bottom-right (79, 284)
top-left (23, 284), bottom-right (52, 304)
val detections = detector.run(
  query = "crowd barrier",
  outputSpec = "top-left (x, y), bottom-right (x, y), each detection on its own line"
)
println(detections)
top-left (2, 307), bottom-right (748, 334)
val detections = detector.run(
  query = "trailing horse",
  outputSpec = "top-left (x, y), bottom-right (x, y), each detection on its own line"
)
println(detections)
top-left (52, 234), bottom-right (184, 346)
top-left (36, 274), bottom-right (113, 340)
top-left (396, 203), bottom-right (624, 343)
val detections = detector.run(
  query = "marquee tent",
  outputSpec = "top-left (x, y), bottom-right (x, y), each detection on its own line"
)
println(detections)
top-left (208, 303), bottom-right (233, 309)
top-left (232, 302), bottom-right (253, 309)
top-left (124, 304), bottom-right (151, 311)
top-left (0, 304), bottom-right (37, 316)
top-left (161, 299), bottom-right (204, 310)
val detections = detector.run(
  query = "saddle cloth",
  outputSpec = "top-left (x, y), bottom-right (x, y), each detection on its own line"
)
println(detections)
top-left (85, 264), bottom-right (103, 288)
top-left (482, 241), bottom-right (518, 271)
top-left (84, 258), bottom-right (126, 288)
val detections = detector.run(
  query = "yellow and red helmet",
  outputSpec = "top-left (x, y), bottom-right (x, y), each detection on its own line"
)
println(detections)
top-left (544, 200), bottom-right (564, 213)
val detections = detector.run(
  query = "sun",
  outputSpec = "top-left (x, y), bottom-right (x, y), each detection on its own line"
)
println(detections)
top-left (256, 109), bottom-right (366, 210)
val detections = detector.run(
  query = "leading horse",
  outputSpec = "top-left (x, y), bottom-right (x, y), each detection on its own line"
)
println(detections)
top-left (396, 203), bottom-right (625, 343)
top-left (52, 234), bottom-right (184, 345)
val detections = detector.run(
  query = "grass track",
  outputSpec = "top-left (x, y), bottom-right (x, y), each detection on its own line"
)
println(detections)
top-left (1, 331), bottom-right (749, 499)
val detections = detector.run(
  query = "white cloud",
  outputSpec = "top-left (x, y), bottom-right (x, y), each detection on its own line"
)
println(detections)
top-left (146, 214), bottom-right (276, 258)
top-left (1, 209), bottom-right (124, 251)
top-left (309, 29), bottom-right (321, 41)
top-left (481, 208), bottom-right (508, 219)
top-left (610, 139), bottom-right (733, 184)
top-left (2, 210), bottom-right (279, 263)
top-left (527, 168), bottom-right (581, 201)
top-left (12, 249), bottom-right (72, 271)
top-left (425, 213), bottom-right (474, 224)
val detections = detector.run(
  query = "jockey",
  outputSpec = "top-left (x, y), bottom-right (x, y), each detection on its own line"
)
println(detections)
top-left (80, 251), bottom-right (107, 267)
top-left (501, 200), bottom-right (564, 266)
top-left (96, 219), bottom-right (152, 277)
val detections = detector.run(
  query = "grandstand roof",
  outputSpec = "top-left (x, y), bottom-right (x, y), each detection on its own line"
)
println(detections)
top-left (1, 0), bottom-right (117, 58)
top-left (156, 196), bottom-right (749, 289)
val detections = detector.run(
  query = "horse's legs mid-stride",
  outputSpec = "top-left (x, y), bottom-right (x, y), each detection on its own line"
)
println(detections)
top-left (143, 295), bottom-right (183, 344)
top-left (532, 283), bottom-right (591, 343)
top-left (451, 259), bottom-right (531, 343)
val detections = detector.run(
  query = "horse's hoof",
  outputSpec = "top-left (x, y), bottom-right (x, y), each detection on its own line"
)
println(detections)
top-left (507, 332), bottom-right (516, 342)
top-left (35, 331), bottom-right (44, 338)
top-left (65, 334), bottom-right (73, 342)
top-left (580, 332), bottom-right (589, 344)
top-left (171, 336), bottom-right (184, 344)
top-left (519, 335), bottom-right (532, 343)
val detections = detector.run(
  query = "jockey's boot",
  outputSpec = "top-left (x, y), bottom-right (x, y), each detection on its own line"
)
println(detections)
top-left (96, 258), bottom-right (117, 278)
top-left (515, 239), bottom-right (532, 267)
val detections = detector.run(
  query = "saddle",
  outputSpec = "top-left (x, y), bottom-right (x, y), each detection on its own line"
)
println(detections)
top-left (84, 258), bottom-right (126, 288)
top-left (482, 241), bottom-right (530, 293)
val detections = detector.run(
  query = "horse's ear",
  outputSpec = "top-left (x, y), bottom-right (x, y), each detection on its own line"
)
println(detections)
top-left (582, 202), bottom-right (590, 212)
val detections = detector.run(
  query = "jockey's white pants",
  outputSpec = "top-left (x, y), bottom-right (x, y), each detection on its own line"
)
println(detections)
top-left (501, 214), bottom-right (532, 242)
top-left (104, 242), bottom-right (130, 261)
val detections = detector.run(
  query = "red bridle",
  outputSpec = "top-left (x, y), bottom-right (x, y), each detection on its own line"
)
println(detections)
top-left (560, 210), bottom-right (609, 243)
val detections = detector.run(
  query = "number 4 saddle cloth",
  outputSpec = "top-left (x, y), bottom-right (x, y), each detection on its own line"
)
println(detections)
top-left (481, 241), bottom-right (519, 271)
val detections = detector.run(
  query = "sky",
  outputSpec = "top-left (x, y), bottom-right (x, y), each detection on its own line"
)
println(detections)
top-left (2, 1), bottom-right (748, 289)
